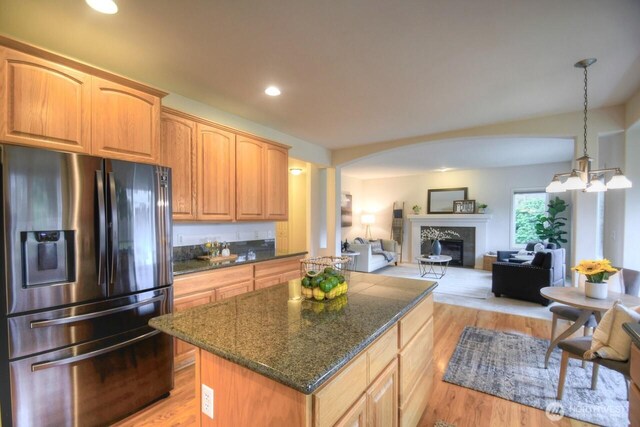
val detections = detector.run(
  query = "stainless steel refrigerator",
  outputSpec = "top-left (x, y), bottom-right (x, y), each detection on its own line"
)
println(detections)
top-left (0, 145), bottom-right (174, 427)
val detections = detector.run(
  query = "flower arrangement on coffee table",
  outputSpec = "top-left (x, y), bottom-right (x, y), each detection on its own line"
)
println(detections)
top-left (572, 259), bottom-right (618, 283)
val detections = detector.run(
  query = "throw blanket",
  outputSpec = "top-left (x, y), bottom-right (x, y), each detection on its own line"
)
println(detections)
top-left (373, 249), bottom-right (395, 262)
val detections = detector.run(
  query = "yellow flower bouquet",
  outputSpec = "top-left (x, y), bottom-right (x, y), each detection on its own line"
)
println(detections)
top-left (572, 259), bottom-right (618, 283)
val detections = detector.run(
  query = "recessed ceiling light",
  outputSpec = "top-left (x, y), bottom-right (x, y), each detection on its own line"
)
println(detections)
top-left (265, 86), bottom-right (281, 96)
top-left (289, 168), bottom-right (303, 175)
top-left (437, 167), bottom-right (450, 172)
top-left (86, 0), bottom-right (118, 14)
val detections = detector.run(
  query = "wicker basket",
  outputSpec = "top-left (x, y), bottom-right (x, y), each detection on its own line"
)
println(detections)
top-left (300, 255), bottom-right (352, 281)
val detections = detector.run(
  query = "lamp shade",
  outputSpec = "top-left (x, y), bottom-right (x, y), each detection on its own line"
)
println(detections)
top-left (545, 179), bottom-right (566, 193)
top-left (606, 173), bottom-right (632, 189)
top-left (585, 178), bottom-right (607, 192)
top-left (361, 214), bottom-right (375, 225)
top-left (563, 173), bottom-right (587, 190)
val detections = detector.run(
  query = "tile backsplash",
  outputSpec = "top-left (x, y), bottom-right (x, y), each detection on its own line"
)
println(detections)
top-left (173, 239), bottom-right (276, 262)
top-left (172, 222), bottom-right (276, 247)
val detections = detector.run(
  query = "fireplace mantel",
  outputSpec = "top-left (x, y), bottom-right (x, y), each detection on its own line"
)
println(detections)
top-left (408, 214), bottom-right (493, 268)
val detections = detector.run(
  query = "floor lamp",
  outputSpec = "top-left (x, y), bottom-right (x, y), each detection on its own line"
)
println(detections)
top-left (361, 214), bottom-right (375, 240)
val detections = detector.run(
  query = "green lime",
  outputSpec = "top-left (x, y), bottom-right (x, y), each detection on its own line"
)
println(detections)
top-left (301, 277), bottom-right (311, 288)
top-left (337, 275), bottom-right (345, 284)
top-left (311, 276), bottom-right (323, 287)
top-left (329, 276), bottom-right (339, 287)
top-left (324, 267), bottom-right (337, 275)
top-left (319, 280), bottom-right (333, 293)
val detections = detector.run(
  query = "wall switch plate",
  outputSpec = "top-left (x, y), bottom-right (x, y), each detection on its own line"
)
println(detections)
top-left (202, 384), bottom-right (214, 419)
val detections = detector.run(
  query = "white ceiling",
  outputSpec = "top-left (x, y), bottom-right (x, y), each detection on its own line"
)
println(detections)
top-left (0, 0), bottom-right (639, 150)
top-left (341, 137), bottom-right (575, 179)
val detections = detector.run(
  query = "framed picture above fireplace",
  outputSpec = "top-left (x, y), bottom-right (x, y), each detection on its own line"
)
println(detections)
top-left (453, 199), bottom-right (476, 214)
top-left (427, 187), bottom-right (468, 214)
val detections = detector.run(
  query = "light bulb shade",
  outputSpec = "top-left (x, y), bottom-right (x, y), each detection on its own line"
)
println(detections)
top-left (585, 179), bottom-right (607, 192)
top-left (563, 173), bottom-right (587, 190)
top-left (606, 173), bottom-right (632, 189)
top-left (86, 0), bottom-right (118, 14)
top-left (546, 179), bottom-right (566, 193)
top-left (361, 214), bottom-right (375, 225)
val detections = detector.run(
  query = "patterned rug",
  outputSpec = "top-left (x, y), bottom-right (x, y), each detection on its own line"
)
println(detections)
top-left (443, 327), bottom-right (629, 426)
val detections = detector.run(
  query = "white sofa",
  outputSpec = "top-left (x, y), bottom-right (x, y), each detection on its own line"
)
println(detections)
top-left (349, 239), bottom-right (398, 273)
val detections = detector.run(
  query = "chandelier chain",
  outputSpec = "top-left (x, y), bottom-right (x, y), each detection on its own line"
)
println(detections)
top-left (583, 66), bottom-right (588, 156)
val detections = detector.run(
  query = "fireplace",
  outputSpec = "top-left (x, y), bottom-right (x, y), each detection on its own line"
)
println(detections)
top-left (420, 226), bottom-right (475, 268)
top-left (409, 214), bottom-right (491, 269)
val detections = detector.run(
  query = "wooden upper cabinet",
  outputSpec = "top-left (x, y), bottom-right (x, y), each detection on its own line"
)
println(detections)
top-left (197, 123), bottom-right (236, 221)
top-left (264, 143), bottom-right (289, 220)
top-left (236, 136), bottom-right (265, 220)
top-left (91, 76), bottom-right (161, 163)
top-left (0, 47), bottom-right (91, 153)
top-left (161, 111), bottom-right (197, 220)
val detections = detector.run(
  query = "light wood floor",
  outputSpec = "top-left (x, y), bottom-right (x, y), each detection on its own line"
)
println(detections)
top-left (114, 303), bottom-right (594, 427)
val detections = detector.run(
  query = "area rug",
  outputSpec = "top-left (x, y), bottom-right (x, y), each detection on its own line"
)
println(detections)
top-left (443, 326), bottom-right (628, 426)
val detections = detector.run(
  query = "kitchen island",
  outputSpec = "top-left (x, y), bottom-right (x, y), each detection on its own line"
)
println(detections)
top-left (150, 272), bottom-right (436, 427)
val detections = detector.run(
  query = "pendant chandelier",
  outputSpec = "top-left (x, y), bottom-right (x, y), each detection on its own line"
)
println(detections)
top-left (546, 58), bottom-right (632, 193)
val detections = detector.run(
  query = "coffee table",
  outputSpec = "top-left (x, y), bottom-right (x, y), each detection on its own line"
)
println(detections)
top-left (540, 286), bottom-right (640, 368)
top-left (416, 255), bottom-right (452, 279)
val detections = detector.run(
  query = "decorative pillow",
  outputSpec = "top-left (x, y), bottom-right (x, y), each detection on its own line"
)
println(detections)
top-left (369, 239), bottom-right (382, 252)
top-left (533, 243), bottom-right (545, 253)
top-left (584, 301), bottom-right (640, 361)
top-left (531, 251), bottom-right (546, 267)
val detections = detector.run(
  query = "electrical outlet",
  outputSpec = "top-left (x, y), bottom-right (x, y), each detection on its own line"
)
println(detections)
top-left (178, 234), bottom-right (183, 244)
top-left (202, 384), bottom-right (214, 419)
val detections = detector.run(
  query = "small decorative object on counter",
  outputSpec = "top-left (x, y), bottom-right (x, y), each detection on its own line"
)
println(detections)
top-left (572, 259), bottom-right (618, 299)
top-left (477, 203), bottom-right (488, 213)
top-left (412, 204), bottom-right (422, 214)
top-left (300, 256), bottom-right (351, 300)
top-left (221, 242), bottom-right (230, 257)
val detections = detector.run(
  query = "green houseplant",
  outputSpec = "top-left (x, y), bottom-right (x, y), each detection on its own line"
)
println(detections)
top-left (535, 197), bottom-right (568, 247)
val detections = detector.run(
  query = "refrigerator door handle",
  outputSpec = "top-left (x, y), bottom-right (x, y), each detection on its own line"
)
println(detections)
top-left (29, 294), bottom-right (165, 329)
top-left (96, 170), bottom-right (107, 287)
top-left (30, 330), bottom-right (161, 372)
top-left (108, 171), bottom-right (119, 285)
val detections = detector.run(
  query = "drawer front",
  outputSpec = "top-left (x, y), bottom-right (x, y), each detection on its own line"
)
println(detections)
top-left (399, 318), bottom-right (433, 405)
top-left (314, 353), bottom-right (368, 427)
top-left (399, 294), bottom-right (433, 349)
top-left (368, 326), bottom-right (398, 383)
top-left (254, 256), bottom-right (302, 278)
top-left (215, 280), bottom-right (253, 300)
top-left (631, 344), bottom-right (640, 385)
top-left (173, 265), bottom-right (253, 297)
top-left (399, 361), bottom-right (434, 427)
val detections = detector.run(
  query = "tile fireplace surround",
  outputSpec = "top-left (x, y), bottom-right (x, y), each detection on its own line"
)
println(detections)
top-left (409, 214), bottom-right (492, 269)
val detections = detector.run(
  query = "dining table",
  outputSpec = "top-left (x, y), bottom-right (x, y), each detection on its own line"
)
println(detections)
top-left (540, 286), bottom-right (640, 367)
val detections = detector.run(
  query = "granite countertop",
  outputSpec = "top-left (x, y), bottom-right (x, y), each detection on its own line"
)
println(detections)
top-left (173, 251), bottom-right (307, 276)
top-left (150, 272), bottom-right (437, 394)
top-left (623, 322), bottom-right (640, 348)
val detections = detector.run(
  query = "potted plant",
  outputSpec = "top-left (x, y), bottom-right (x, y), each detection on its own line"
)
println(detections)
top-left (477, 203), bottom-right (488, 214)
top-left (412, 205), bottom-right (422, 214)
top-left (572, 259), bottom-right (618, 299)
top-left (535, 197), bottom-right (568, 247)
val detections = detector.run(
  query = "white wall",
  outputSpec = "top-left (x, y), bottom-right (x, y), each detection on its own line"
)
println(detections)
top-left (173, 222), bottom-right (275, 247)
top-left (600, 133), bottom-right (626, 266)
top-left (340, 174), bottom-right (365, 241)
top-left (624, 124), bottom-right (640, 270)
top-left (345, 161), bottom-right (572, 263)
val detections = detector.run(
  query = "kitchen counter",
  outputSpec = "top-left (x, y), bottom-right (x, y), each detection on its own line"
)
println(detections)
top-left (150, 272), bottom-right (436, 394)
top-left (173, 251), bottom-right (307, 276)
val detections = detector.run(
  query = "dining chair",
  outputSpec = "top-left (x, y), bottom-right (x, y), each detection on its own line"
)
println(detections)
top-left (556, 335), bottom-right (630, 400)
top-left (549, 268), bottom-right (640, 342)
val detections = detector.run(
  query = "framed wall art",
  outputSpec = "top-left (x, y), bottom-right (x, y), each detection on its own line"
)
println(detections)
top-left (341, 193), bottom-right (353, 227)
top-left (427, 187), bottom-right (468, 214)
top-left (453, 199), bottom-right (476, 214)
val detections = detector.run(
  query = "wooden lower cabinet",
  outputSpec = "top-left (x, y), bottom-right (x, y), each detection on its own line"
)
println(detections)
top-left (367, 361), bottom-right (398, 427)
top-left (335, 394), bottom-right (367, 427)
top-left (215, 280), bottom-right (253, 300)
top-left (173, 290), bottom-right (216, 368)
top-left (254, 255), bottom-right (304, 290)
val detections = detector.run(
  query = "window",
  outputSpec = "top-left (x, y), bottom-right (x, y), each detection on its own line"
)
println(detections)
top-left (511, 190), bottom-right (548, 248)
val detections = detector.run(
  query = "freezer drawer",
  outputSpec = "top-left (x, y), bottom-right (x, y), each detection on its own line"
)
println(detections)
top-left (7, 287), bottom-right (171, 359)
top-left (9, 327), bottom-right (173, 427)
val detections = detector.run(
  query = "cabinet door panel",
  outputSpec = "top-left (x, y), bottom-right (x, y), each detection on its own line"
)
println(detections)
top-left (367, 361), bottom-right (398, 427)
top-left (254, 276), bottom-right (283, 290)
top-left (92, 76), bottom-right (160, 163)
top-left (196, 123), bottom-right (235, 221)
top-left (215, 280), bottom-right (253, 300)
top-left (174, 291), bottom-right (214, 359)
top-left (236, 136), bottom-right (264, 220)
top-left (335, 394), bottom-right (367, 427)
top-left (0, 47), bottom-right (91, 152)
top-left (264, 143), bottom-right (288, 220)
top-left (161, 112), bottom-right (196, 220)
